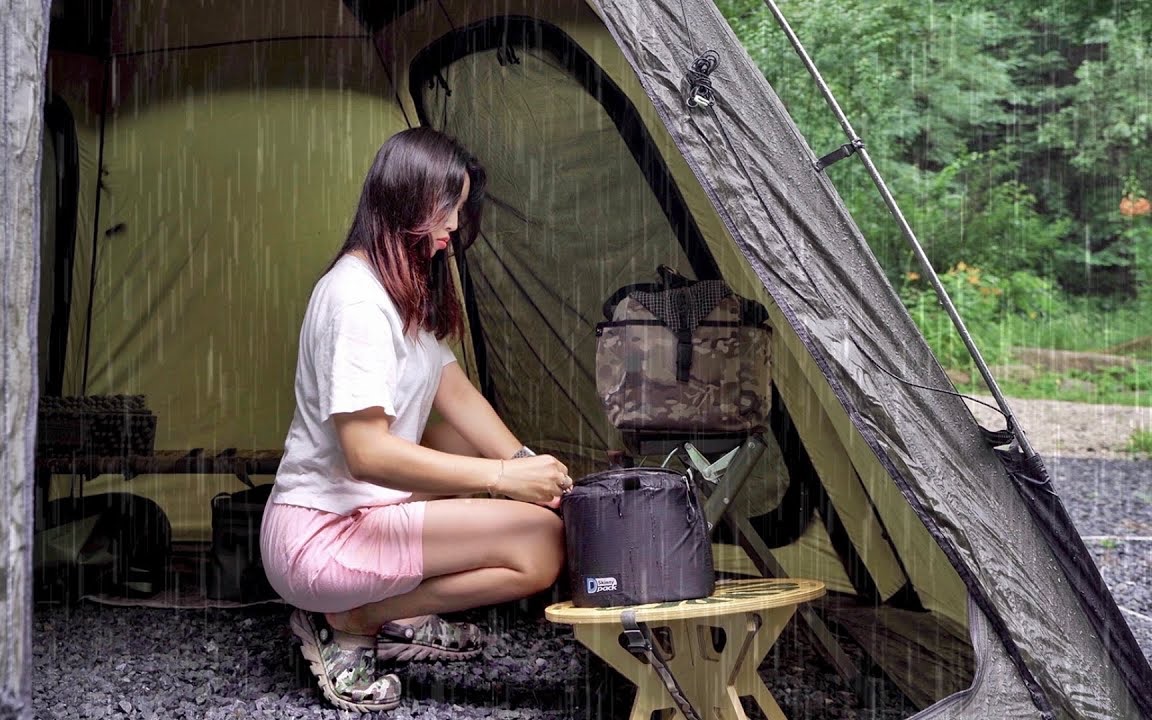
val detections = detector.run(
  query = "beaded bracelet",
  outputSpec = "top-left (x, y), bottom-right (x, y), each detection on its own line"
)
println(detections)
top-left (488, 447), bottom-right (535, 497)
top-left (487, 460), bottom-right (505, 498)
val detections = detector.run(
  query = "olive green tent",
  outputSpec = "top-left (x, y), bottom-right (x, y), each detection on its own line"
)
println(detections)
top-left (5, 0), bottom-right (1150, 718)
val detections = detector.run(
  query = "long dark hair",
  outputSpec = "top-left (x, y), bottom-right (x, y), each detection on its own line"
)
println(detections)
top-left (329, 128), bottom-right (486, 339)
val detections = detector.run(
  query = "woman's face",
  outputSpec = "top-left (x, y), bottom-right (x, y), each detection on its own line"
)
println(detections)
top-left (429, 173), bottom-right (470, 257)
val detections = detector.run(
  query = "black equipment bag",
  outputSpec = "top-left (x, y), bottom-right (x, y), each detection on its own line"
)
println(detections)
top-left (34, 492), bottom-right (172, 602)
top-left (205, 483), bottom-right (278, 602)
top-left (561, 467), bottom-right (714, 608)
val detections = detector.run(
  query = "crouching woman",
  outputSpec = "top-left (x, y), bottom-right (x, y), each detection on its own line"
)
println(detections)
top-left (260, 128), bottom-right (569, 713)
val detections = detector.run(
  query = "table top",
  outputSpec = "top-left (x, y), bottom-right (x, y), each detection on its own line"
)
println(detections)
top-left (545, 578), bottom-right (825, 624)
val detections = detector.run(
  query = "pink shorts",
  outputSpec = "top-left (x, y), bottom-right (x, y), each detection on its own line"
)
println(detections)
top-left (260, 500), bottom-right (426, 613)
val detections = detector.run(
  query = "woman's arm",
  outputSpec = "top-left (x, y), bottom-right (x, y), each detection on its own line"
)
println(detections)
top-left (333, 406), bottom-right (567, 502)
top-left (432, 362), bottom-right (525, 460)
top-left (334, 406), bottom-right (494, 495)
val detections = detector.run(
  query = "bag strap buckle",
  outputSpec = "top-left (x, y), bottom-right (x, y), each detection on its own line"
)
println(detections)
top-left (620, 611), bottom-right (702, 720)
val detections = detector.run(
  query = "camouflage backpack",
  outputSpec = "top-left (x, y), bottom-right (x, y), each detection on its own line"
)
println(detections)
top-left (595, 266), bottom-right (772, 433)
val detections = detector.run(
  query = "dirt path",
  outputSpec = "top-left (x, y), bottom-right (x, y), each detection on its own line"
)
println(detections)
top-left (965, 395), bottom-right (1151, 460)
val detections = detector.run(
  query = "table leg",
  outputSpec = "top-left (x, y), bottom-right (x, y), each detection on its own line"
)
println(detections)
top-left (731, 606), bottom-right (798, 720)
top-left (572, 623), bottom-right (672, 720)
top-left (570, 604), bottom-right (799, 720)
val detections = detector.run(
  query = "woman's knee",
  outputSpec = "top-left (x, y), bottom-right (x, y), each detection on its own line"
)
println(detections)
top-left (520, 509), bottom-right (565, 590)
top-left (421, 499), bottom-right (565, 588)
top-left (490, 506), bottom-right (563, 591)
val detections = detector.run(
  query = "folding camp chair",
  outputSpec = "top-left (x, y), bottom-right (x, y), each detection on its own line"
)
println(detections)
top-left (614, 428), bottom-right (864, 689)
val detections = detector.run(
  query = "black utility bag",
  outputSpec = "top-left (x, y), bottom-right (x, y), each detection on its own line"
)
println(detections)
top-left (205, 483), bottom-right (278, 602)
top-left (560, 467), bottom-right (714, 608)
top-left (34, 492), bottom-right (172, 602)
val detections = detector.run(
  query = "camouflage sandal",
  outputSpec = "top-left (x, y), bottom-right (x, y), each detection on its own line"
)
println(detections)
top-left (375, 615), bottom-right (485, 663)
top-left (289, 609), bottom-right (402, 713)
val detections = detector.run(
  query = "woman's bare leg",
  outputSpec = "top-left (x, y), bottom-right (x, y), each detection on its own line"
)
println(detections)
top-left (325, 422), bottom-right (564, 634)
top-left (327, 498), bottom-right (564, 634)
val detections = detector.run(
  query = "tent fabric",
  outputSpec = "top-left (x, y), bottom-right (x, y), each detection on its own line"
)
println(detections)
top-left (39, 121), bottom-right (58, 393)
top-left (414, 30), bottom-right (700, 474)
top-left (589, 0), bottom-right (1149, 717)
top-left (393, 0), bottom-right (943, 620)
top-left (48, 28), bottom-right (407, 537)
top-left (59, 38), bottom-right (400, 446)
top-left (910, 600), bottom-right (1041, 719)
top-left (822, 599), bottom-right (975, 709)
top-left (26, 0), bottom-right (1152, 718)
top-left (40, 96), bottom-right (81, 398)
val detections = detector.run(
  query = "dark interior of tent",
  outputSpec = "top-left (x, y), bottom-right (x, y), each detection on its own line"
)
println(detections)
top-left (32, 5), bottom-right (1003, 717)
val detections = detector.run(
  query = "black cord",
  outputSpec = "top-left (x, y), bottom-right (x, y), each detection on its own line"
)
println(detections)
top-left (853, 340), bottom-right (1060, 492)
top-left (686, 50), bottom-right (720, 108)
top-left (852, 338), bottom-right (1009, 421)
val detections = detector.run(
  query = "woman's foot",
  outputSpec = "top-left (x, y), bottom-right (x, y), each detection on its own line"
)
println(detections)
top-left (375, 614), bottom-right (486, 663)
top-left (290, 609), bottom-right (402, 713)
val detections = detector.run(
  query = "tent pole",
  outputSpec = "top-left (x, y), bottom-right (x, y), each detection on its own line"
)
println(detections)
top-left (758, 0), bottom-right (1039, 461)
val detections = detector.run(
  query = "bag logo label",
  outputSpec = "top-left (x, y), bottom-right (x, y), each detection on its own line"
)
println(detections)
top-left (585, 576), bottom-right (618, 594)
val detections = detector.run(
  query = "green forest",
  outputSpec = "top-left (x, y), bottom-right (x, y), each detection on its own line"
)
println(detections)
top-left (716, 0), bottom-right (1152, 420)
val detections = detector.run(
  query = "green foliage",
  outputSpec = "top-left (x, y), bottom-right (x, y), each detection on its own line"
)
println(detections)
top-left (715, 0), bottom-right (1036, 273)
top-left (1028, 16), bottom-right (1152, 291)
top-left (715, 0), bottom-right (1152, 295)
top-left (898, 262), bottom-right (1060, 370)
top-left (1118, 194), bottom-right (1152, 293)
top-left (716, 0), bottom-right (1152, 407)
top-left (896, 262), bottom-right (1152, 404)
top-left (1034, 18), bottom-right (1152, 177)
top-left (1000, 295), bottom-right (1151, 354)
top-left (716, 0), bottom-right (1020, 163)
top-left (899, 264), bottom-right (1151, 403)
top-left (899, 150), bottom-right (1074, 275)
top-left (995, 364), bottom-right (1151, 406)
top-left (1127, 429), bottom-right (1152, 456)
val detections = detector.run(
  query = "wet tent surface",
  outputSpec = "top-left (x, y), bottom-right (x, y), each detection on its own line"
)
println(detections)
top-left (32, 458), bottom-right (1152, 720)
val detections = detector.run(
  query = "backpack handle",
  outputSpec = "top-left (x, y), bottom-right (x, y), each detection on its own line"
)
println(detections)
top-left (601, 282), bottom-right (664, 320)
top-left (601, 265), bottom-right (698, 319)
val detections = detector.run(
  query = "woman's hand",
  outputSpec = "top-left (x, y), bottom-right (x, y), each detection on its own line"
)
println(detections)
top-left (492, 454), bottom-right (572, 506)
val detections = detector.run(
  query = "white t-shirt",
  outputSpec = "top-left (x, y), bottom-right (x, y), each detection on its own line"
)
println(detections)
top-left (271, 254), bottom-right (456, 514)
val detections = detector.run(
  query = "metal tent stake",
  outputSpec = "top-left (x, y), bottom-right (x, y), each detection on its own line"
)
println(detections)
top-left (758, 0), bottom-right (1040, 462)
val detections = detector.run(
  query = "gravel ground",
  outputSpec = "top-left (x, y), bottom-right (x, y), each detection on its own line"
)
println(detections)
top-left (1050, 457), bottom-right (1152, 668)
top-left (31, 599), bottom-right (914, 720)
top-left (31, 397), bottom-right (1152, 720)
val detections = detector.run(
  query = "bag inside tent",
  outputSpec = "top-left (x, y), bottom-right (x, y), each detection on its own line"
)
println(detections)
top-left (30, 0), bottom-right (1152, 718)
